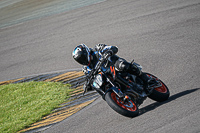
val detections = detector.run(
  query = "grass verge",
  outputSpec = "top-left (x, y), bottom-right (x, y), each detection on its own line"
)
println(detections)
top-left (0, 81), bottom-right (74, 133)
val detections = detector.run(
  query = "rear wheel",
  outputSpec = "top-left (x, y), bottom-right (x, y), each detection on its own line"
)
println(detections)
top-left (105, 91), bottom-right (139, 117)
top-left (145, 73), bottom-right (170, 102)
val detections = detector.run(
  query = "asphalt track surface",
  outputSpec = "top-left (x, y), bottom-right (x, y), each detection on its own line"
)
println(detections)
top-left (0, 0), bottom-right (200, 133)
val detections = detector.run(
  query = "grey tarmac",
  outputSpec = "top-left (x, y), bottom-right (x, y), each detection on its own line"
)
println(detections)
top-left (0, 0), bottom-right (200, 133)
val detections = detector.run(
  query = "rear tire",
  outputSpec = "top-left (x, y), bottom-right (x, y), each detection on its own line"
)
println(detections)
top-left (145, 73), bottom-right (170, 102)
top-left (105, 91), bottom-right (139, 117)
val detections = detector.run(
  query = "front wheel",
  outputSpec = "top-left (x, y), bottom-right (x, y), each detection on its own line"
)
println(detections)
top-left (145, 73), bottom-right (170, 102)
top-left (105, 91), bottom-right (139, 117)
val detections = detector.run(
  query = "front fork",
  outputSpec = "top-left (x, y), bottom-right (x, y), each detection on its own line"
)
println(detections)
top-left (101, 71), bottom-right (128, 101)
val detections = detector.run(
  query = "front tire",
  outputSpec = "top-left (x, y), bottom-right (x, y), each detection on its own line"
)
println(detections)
top-left (145, 73), bottom-right (170, 102)
top-left (105, 91), bottom-right (139, 117)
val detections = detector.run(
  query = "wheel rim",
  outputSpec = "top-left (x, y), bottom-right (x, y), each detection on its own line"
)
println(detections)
top-left (147, 74), bottom-right (167, 93)
top-left (111, 92), bottom-right (137, 112)
top-left (154, 82), bottom-right (167, 93)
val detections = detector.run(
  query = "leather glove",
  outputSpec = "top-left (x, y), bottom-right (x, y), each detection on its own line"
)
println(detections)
top-left (104, 50), bottom-right (113, 59)
top-left (82, 66), bottom-right (88, 75)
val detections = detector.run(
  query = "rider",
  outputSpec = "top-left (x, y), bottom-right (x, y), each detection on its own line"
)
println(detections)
top-left (72, 43), bottom-right (152, 91)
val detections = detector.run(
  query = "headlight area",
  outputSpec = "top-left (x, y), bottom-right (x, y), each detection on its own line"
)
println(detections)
top-left (92, 73), bottom-right (103, 89)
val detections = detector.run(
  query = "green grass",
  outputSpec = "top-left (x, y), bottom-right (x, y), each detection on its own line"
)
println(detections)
top-left (0, 81), bottom-right (74, 133)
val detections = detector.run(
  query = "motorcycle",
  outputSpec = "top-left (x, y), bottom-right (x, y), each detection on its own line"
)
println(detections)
top-left (82, 55), bottom-right (170, 117)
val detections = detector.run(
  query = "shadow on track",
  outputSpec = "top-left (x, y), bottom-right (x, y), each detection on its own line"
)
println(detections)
top-left (139, 88), bottom-right (200, 115)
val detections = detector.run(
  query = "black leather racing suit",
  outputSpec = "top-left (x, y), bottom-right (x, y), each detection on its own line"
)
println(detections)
top-left (82, 44), bottom-right (142, 77)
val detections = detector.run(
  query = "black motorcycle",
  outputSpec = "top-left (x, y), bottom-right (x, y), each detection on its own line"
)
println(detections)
top-left (83, 56), bottom-right (170, 117)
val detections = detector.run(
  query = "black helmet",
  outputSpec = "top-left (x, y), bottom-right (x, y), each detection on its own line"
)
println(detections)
top-left (72, 44), bottom-right (91, 65)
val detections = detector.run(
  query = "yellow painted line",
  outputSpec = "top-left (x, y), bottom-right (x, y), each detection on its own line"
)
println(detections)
top-left (0, 78), bottom-right (25, 85)
top-left (0, 71), bottom-right (84, 85)
top-left (61, 72), bottom-right (85, 82)
top-left (70, 90), bottom-right (84, 97)
top-left (69, 86), bottom-right (84, 94)
top-left (53, 71), bottom-right (84, 82)
top-left (19, 99), bottom-right (95, 133)
top-left (69, 86), bottom-right (84, 97)
top-left (45, 71), bottom-right (77, 82)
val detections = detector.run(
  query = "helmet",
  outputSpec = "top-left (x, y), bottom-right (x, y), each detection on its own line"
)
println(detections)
top-left (72, 44), bottom-right (91, 65)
